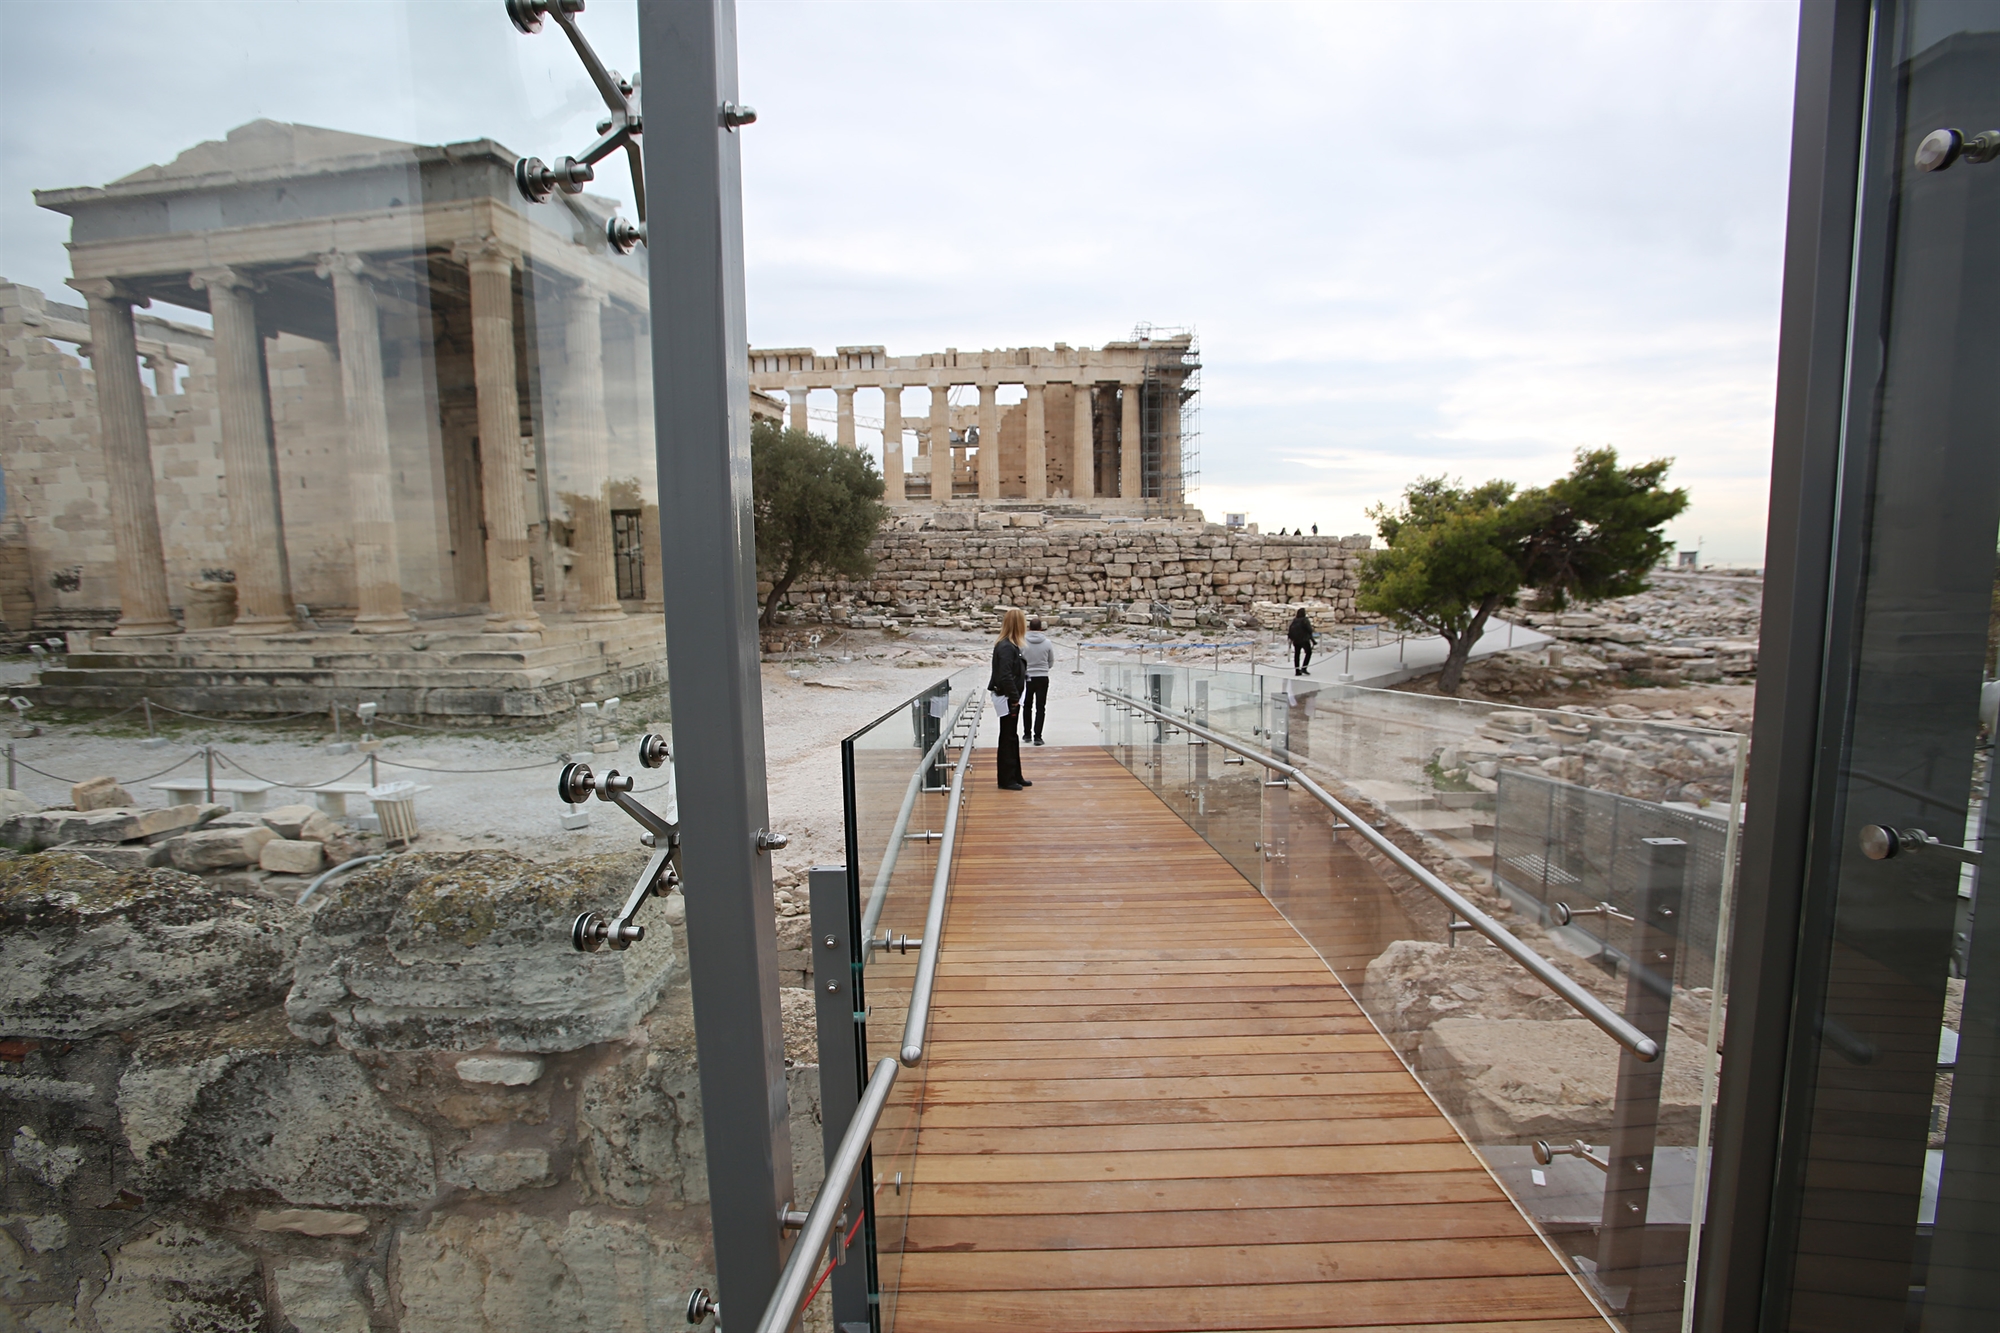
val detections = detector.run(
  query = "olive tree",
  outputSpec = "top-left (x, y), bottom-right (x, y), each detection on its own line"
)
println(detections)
top-left (1357, 449), bottom-right (1688, 695)
top-left (752, 421), bottom-right (891, 629)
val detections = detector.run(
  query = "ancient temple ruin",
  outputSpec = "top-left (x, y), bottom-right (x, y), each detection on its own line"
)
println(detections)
top-left (748, 331), bottom-right (1200, 515)
top-left (2, 120), bottom-right (690, 716)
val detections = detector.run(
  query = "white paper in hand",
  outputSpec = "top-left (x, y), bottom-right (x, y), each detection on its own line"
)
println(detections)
top-left (990, 691), bottom-right (1010, 717)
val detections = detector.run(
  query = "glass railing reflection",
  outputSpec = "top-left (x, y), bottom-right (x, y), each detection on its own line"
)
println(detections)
top-left (1097, 662), bottom-right (1745, 1333)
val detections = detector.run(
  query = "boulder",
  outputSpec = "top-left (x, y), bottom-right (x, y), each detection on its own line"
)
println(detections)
top-left (272, 1259), bottom-right (371, 1333)
top-left (259, 803), bottom-right (320, 839)
top-left (391, 1211), bottom-right (709, 1333)
top-left (285, 850), bottom-right (679, 1052)
top-left (0, 789), bottom-right (38, 819)
top-left (117, 1026), bottom-right (434, 1207)
top-left (2, 808), bottom-right (140, 849)
top-left (90, 1224), bottom-right (264, 1333)
top-left (47, 842), bottom-right (161, 871)
top-left (298, 810), bottom-right (343, 843)
top-left (254, 1210), bottom-right (368, 1237)
top-left (1416, 1016), bottom-right (1710, 1146)
top-left (0, 853), bottom-right (292, 1038)
top-left (169, 824), bottom-right (275, 871)
top-left (260, 838), bottom-right (325, 875)
top-left (134, 803), bottom-right (213, 838)
top-left (70, 776), bottom-right (132, 811)
top-left (455, 1055), bottom-right (544, 1086)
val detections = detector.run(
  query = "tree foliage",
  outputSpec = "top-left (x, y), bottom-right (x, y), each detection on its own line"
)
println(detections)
top-left (1357, 448), bottom-right (1689, 695)
top-left (752, 422), bottom-right (891, 628)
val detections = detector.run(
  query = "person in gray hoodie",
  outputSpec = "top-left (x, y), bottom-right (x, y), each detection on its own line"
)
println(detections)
top-left (1020, 618), bottom-right (1056, 745)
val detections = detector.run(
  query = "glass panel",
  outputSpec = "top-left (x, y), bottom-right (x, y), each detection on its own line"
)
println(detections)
top-left (0, 6), bottom-right (705, 1330)
top-left (841, 664), bottom-right (984, 1323)
top-left (1772, 3), bottom-right (2000, 1329)
top-left (1098, 662), bottom-right (1746, 1332)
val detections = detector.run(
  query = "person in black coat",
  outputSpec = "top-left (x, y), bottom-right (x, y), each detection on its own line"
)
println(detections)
top-left (1288, 607), bottom-right (1317, 676)
top-left (989, 608), bottom-right (1031, 790)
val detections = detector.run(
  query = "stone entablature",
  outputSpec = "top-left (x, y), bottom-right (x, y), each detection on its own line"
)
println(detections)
top-left (749, 333), bottom-right (1199, 515)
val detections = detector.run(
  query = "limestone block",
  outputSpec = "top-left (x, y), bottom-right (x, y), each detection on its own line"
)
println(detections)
top-left (299, 810), bottom-right (343, 843)
top-left (1, 808), bottom-right (139, 849)
top-left (455, 1054), bottom-right (544, 1086)
top-left (0, 852), bottom-right (292, 1038)
top-left (134, 803), bottom-right (208, 838)
top-left (91, 1224), bottom-right (264, 1333)
top-left (71, 775), bottom-right (133, 811)
top-left (1416, 1017), bottom-right (1708, 1146)
top-left (285, 850), bottom-right (678, 1052)
top-left (117, 1039), bottom-right (434, 1207)
top-left (48, 842), bottom-right (161, 871)
top-left (392, 1211), bottom-right (709, 1333)
top-left (261, 838), bottom-right (325, 875)
top-left (0, 789), bottom-right (37, 819)
top-left (170, 824), bottom-right (275, 870)
top-left (273, 1260), bottom-right (370, 1333)
top-left (260, 803), bottom-right (321, 839)
top-left (255, 1209), bottom-right (369, 1237)
top-left (442, 1147), bottom-right (551, 1194)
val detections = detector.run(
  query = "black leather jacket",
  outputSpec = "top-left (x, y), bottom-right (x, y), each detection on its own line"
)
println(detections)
top-left (988, 639), bottom-right (1027, 703)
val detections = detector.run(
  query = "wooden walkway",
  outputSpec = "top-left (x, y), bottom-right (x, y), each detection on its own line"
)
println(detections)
top-left (888, 745), bottom-right (1609, 1333)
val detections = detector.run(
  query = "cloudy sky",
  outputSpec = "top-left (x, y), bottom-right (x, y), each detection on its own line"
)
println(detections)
top-left (0, 1), bottom-right (1799, 564)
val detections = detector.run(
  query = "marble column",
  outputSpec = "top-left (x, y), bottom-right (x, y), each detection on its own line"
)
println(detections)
top-left (318, 254), bottom-right (416, 633)
top-left (881, 385), bottom-right (905, 505)
top-left (789, 388), bottom-right (809, 433)
top-left (1162, 376), bottom-right (1184, 509)
top-left (835, 386), bottom-right (856, 448)
top-left (71, 279), bottom-right (177, 636)
top-left (976, 382), bottom-right (1000, 500)
top-left (1119, 381), bottom-right (1142, 501)
top-left (929, 385), bottom-right (952, 503)
top-left (564, 282), bottom-right (623, 620)
top-left (1024, 383), bottom-right (1046, 501)
top-left (142, 353), bottom-right (179, 399)
top-left (459, 243), bottom-right (544, 633)
top-left (189, 266), bottom-right (292, 634)
top-left (1071, 383), bottom-right (1094, 502)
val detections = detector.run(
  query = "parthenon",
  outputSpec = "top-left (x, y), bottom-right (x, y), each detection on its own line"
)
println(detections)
top-left (747, 331), bottom-right (1199, 514)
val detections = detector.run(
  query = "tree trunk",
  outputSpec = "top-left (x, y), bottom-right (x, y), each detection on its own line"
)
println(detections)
top-left (1435, 596), bottom-right (1501, 696)
top-left (759, 560), bottom-right (802, 629)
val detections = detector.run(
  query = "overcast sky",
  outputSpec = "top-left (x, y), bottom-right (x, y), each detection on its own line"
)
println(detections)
top-left (0, 1), bottom-right (1800, 564)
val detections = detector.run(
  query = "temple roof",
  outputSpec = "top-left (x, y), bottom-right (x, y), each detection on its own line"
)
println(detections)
top-left (112, 120), bottom-right (419, 186)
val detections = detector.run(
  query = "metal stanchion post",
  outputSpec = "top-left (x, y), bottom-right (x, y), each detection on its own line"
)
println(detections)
top-left (204, 746), bottom-right (215, 804)
top-left (6, 744), bottom-right (13, 791)
top-left (369, 753), bottom-right (380, 787)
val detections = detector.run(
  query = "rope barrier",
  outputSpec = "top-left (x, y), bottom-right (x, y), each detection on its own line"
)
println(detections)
top-left (10, 750), bottom-right (204, 787)
top-left (211, 751), bottom-right (374, 790)
top-left (373, 755), bottom-right (564, 775)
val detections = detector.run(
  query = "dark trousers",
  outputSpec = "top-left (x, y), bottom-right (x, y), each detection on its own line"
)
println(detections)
top-left (1293, 641), bottom-right (1313, 674)
top-left (997, 706), bottom-right (1025, 787)
top-left (1021, 677), bottom-right (1050, 741)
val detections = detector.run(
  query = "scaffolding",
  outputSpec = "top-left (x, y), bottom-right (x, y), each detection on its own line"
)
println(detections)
top-left (1133, 323), bottom-right (1200, 518)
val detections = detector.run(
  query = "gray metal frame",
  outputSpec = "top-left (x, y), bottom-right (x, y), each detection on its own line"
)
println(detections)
top-left (1690, 5), bottom-right (1874, 1328)
top-left (638, 0), bottom-right (794, 1313)
top-left (808, 864), bottom-right (872, 1331)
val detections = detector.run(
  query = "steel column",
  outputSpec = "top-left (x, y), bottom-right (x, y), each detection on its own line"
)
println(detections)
top-left (808, 865), bottom-right (871, 1330)
top-left (638, 0), bottom-right (793, 1313)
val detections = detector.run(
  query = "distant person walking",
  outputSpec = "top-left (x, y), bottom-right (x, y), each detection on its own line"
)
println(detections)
top-left (1021, 618), bottom-right (1055, 745)
top-left (1288, 607), bottom-right (1317, 676)
top-left (989, 608), bottom-right (1032, 790)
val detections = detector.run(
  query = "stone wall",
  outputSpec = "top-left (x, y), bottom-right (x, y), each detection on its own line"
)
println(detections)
top-left (0, 848), bottom-right (825, 1332)
top-left (783, 520), bottom-right (1373, 624)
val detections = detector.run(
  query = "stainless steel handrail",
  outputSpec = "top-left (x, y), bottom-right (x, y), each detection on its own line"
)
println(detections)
top-left (752, 1055), bottom-right (900, 1333)
top-left (899, 692), bottom-right (984, 1067)
top-left (1096, 686), bottom-right (1659, 1061)
top-left (860, 689), bottom-right (977, 950)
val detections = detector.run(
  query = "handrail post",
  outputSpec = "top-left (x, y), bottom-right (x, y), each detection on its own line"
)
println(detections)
top-left (900, 694), bottom-right (982, 1066)
top-left (807, 864), bottom-right (871, 1328)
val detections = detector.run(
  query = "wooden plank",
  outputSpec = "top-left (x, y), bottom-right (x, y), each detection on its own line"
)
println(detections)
top-left (883, 746), bottom-right (1603, 1328)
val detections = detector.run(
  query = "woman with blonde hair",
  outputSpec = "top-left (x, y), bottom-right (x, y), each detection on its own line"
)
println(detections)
top-left (988, 608), bottom-right (1032, 790)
